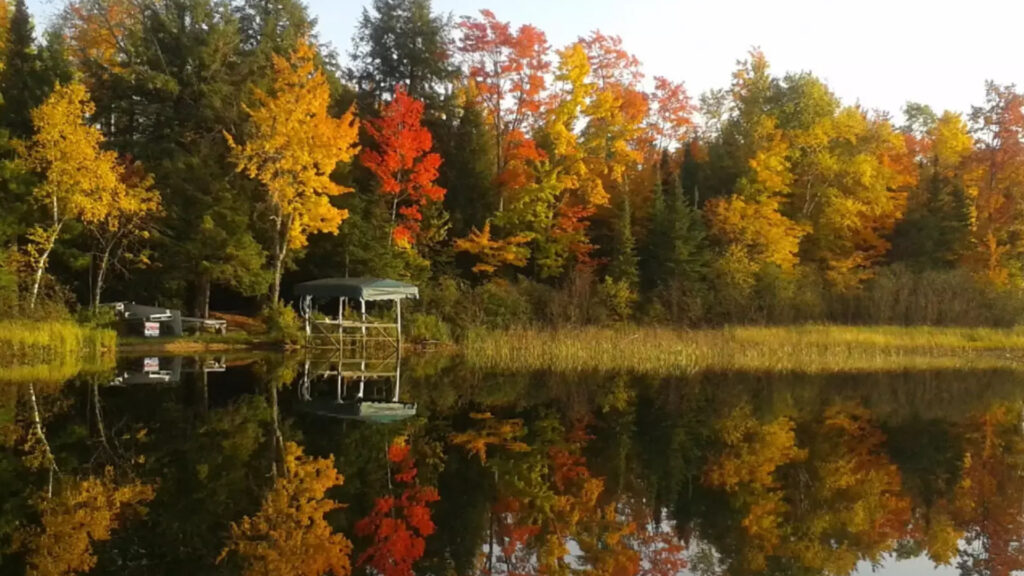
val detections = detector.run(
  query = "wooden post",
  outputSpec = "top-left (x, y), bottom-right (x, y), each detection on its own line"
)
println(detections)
top-left (360, 298), bottom-right (367, 360)
top-left (393, 335), bottom-right (402, 402)
top-left (395, 298), bottom-right (402, 354)
top-left (339, 297), bottom-right (346, 361)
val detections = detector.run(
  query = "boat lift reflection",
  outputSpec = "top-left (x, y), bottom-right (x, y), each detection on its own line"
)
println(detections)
top-left (297, 348), bottom-right (416, 423)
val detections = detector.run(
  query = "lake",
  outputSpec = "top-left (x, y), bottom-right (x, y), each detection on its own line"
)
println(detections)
top-left (2, 352), bottom-right (1022, 575)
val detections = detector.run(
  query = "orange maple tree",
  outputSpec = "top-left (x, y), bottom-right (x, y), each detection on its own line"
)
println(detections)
top-left (457, 9), bottom-right (550, 206)
top-left (361, 86), bottom-right (445, 248)
top-left (355, 437), bottom-right (440, 576)
top-left (650, 76), bottom-right (695, 150)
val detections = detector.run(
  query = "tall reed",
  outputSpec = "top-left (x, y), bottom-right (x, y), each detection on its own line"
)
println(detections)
top-left (0, 320), bottom-right (116, 380)
top-left (464, 325), bottom-right (1024, 375)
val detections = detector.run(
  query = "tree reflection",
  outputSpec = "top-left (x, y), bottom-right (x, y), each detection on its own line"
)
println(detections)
top-left (220, 441), bottom-right (352, 576)
top-left (952, 404), bottom-right (1024, 576)
top-left (5, 361), bottom-right (1024, 575)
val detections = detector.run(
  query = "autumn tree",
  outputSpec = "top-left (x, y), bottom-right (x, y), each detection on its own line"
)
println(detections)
top-left (20, 468), bottom-right (154, 576)
top-left (85, 158), bottom-right (162, 309)
top-left (22, 82), bottom-right (123, 309)
top-left (226, 38), bottom-right (360, 303)
top-left (502, 42), bottom-right (604, 277)
top-left (220, 441), bottom-right (352, 576)
top-left (892, 110), bottom-right (976, 269)
top-left (355, 436), bottom-right (440, 576)
top-left (649, 76), bottom-right (695, 151)
top-left (361, 85), bottom-right (445, 249)
top-left (453, 221), bottom-right (530, 275)
top-left (966, 82), bottom-right (1024, 285)
top-left (457, 9), bottom-right (549, 210)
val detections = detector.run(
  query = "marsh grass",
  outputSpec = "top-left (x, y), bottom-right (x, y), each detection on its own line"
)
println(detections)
top-left (464, 325), bottom-right (1024, 375)
top-left (0, 321), bottom-right (116, 383)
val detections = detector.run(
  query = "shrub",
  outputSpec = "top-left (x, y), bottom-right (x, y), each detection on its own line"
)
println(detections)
top-left (263, 301), bottom-right (302, 346)
top-left (471, 280), bottom-right (532, 329)
top-left (406, 312), bottom-right (452, 343)
top-left (598, 277), bottom-right (636, 322)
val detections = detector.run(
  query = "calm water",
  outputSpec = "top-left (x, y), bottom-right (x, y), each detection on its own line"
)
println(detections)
top-left (3, 353), bottom-right (1024, 575)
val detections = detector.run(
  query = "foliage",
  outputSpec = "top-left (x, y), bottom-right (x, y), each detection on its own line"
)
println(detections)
top-left (220, 441), bottom-right (352, 576)
top-left (355, 437), bottom-right (439, 576)
top-left (22, 82), bottom-right (125, 308)
top-left (2, 0), bottom-right (1024, 333)
top-left (226, 38), bottom-right (360, 303)
top-left (262, 301), bottom-right (302, 346)
top-left (361, 86), bottom-right (445, 249)
top-left (19, 468), bottom-right (154, 576)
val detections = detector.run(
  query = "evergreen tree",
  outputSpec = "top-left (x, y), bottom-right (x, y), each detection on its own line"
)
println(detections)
top-left (0, 0), bottom-right (44, 138)
top-left (891, 170), bottom-right (973, 270)
top-left (607, 193), bottom-right (638, 288)
top-left (640, 167), bottom-right (668, 292)
top-left (348, 0), bottom-right (455, 108)
top-left (436, 94), bottom-right (497, 238)
top-left (664, 172), bottom-right (709, 290)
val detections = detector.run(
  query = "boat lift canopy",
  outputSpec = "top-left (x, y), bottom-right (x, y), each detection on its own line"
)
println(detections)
top-left (293, 277), bottom-right (419, 302)
top-left (294, 277), bottom-right (417, 353)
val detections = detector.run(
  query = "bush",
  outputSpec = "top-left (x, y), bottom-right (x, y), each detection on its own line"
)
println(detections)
top-left (852, 265), bottom-right (1024, 326)
top-left (406, 312), bottom-right (452, 343)
top-left (598, 277), bottom-right (636, 322)
top-left (471, 280), bottom-right (532, 329)
top-left (263, 301), bottom-right (302, 345)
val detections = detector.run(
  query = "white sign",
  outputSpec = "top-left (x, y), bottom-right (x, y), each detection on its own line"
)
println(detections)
top-left (143, 357), bottom-right (159, 372)
top-left (144, 322), bottom-right (160, 337)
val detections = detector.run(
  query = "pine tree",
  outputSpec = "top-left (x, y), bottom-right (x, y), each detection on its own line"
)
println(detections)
top-left (664, 172), bottom-right (709, 289)
top-left (437, 93), bottom-right (497, 238)
top-left (0, 0), bottom-right (44, 138)
top-left (607, 193), bottom-right (638, 288)
top-left (348, 0), bottom-right (455, 108)
top-left (640, 167), bottom-right (668, 292)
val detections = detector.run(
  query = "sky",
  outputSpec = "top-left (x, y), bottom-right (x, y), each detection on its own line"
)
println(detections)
top-left (25, 0), bottom-right (1024, 120)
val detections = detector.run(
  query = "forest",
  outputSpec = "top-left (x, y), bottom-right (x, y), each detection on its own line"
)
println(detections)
top-left (1, 0), bottom-right (1024, 338)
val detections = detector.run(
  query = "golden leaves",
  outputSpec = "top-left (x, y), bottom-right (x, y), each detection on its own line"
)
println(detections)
top-left (220, 441), bottom-right (352, 576)
top-left (450, 412), bottom-right (529, 463)
top-left (20, 468), bottom-right (154, 576)
top-left (226, 38), bottom-right (360, 251)
top-left (454, 221), bottom-right (531, 275)
top-left (705, 195), bottom-right (807, 272)
top-left (26, 82), bottom-right (124, 226)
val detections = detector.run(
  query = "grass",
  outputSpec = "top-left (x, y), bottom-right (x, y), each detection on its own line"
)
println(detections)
top-left (464, 324), bottom-right (1024, 375)
top-left (0, 320), bottom-right (115, 365)
top-left (0, 320), bottom-right (116, 384)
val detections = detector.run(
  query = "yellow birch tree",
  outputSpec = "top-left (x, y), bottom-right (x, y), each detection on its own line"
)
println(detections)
top-left (23, 82), bottom-right (123, 309)
top-left (225, 39), bottom-right (360, 303)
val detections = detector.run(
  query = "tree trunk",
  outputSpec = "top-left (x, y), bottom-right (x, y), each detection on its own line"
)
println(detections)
top-left (269, 381), bottom-right (285, 478)
top-left (388, 195), bottom-right (400, 247)
top-left (30, 198), bottom-right (64, 310)
top-left (270, 211), bottom-right (292, 305)
top-left (271, 244), bottom-right (286, 305)
top-left (28, 383), bottom-right (59, 497)
top-left (194, 274), bottom-right (211, 319)
top-left (92, 244), bottom-right (112, 311)
top-left (29, 226), bottom-right (61, 310)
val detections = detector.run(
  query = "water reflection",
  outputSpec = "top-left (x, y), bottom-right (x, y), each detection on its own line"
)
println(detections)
top-left (2, 355), bottom-right (1024, 575)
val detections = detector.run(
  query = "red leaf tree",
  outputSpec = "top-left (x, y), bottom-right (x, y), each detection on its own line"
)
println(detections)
top-left (458, 10), bottom-right (551, 207)
top-left (355, 438), bottom-right (440, 576)
top-left (361, 86), bottom-right (445, 248)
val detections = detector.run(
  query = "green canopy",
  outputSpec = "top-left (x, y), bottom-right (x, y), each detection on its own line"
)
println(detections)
top-left (293, 277), bottom-right (419, 301)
